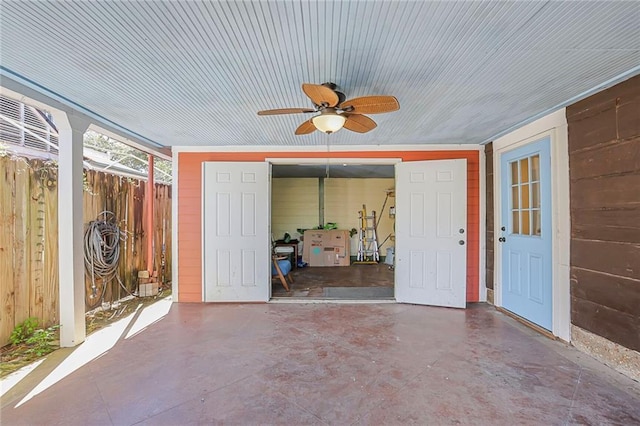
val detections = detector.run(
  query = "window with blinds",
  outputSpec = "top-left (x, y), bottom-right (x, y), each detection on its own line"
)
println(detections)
top-left (0, 95), bottom-right (59, 154)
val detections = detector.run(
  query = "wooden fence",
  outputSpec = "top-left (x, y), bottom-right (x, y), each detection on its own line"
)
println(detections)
top-left (0, 155), bottom-right (172, 346)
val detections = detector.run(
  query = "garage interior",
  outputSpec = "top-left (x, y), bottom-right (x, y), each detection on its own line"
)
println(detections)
top-left (271, 163), bottom-right (396, 299)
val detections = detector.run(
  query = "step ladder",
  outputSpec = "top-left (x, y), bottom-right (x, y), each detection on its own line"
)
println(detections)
top-left (355, 204), bottom-right (379, 264)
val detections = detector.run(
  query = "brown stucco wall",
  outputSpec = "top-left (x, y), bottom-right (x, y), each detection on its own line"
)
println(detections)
top-left (566, 74), bottom-right (640, 352)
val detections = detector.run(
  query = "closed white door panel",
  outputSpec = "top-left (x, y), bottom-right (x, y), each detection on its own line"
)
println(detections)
top-left (203, 162), bottom-right (269, 302)
top-left (395, 159), bottom-right (467, 308)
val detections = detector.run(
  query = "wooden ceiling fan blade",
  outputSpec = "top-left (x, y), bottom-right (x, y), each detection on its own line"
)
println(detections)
top-left (343, 114), bottom-right (377, 133)
top-left (295, 119), bottom-right (317, 135)
top-left (257, 108), bottom-right (315, 115)
top-left (302, 83), bottom-right (339, 107)
top-left (340, 96), bottom-right (399, 114)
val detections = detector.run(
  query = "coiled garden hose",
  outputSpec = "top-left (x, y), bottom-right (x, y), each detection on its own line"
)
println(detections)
top-left (83, 211), bottom-right (136, 308)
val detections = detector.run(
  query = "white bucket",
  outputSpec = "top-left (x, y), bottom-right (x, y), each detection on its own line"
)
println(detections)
top-left (385, 247), bottom-right (394, 265)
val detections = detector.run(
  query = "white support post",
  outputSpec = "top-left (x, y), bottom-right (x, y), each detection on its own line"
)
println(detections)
top-left (53, 110), bottom-right (89, 347)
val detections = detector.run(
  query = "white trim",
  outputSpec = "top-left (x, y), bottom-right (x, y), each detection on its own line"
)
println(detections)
top-left (492, 108), bottom-right (571, 341)
top-left (171, 149), bottom-right (179, 302)
top-left (200, 161), bottom-right (206, 302)
top-left (172, 144), bottom-right (483, 153)
top-left (268, 162), bottom-right (273, 300)
top-left (551, 121), bottom-right (571, 342)
top-left (267, 157), bottom-right (402, 165)
top-left (493, 109), bottom-right (566, 152)
top-left (479, 145), bottom-right (487, 302)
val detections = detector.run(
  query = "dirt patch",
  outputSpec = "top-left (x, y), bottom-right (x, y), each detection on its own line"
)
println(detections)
top-left (1, 289), bottom-right (171, 379)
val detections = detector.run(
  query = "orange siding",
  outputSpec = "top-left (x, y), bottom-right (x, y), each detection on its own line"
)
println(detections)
top-left (178, 150), bottom-right (480, 302)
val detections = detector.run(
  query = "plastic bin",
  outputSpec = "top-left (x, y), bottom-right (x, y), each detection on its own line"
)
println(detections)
top-left (385, 247), bottom-right (395, 265)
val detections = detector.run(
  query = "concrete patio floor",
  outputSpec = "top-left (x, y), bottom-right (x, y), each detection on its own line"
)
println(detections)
top-left (2, 302), bottom-right (639, 425)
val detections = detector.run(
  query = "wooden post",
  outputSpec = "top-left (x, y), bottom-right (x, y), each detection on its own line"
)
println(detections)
top-left (146, 154), bottom-right (154, 274)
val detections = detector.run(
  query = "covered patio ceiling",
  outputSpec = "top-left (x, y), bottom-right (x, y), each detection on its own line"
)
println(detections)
top-left (1, 1), bottom-right (639, 150)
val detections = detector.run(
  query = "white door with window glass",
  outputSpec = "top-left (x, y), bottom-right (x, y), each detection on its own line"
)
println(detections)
top-left (395, 159), bottom-right (467, 308)
top-left (202, 162), bottom-right (270, 302)
top-left (499, 138), bottom-right (552, 330)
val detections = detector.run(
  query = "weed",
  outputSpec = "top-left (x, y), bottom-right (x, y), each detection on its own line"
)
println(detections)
top-left (7, 317), bottom-right (60, 358)
top-left (25, 325), bottom-right (60, 357)
top-left (9, 317), bottom-right (39, 345)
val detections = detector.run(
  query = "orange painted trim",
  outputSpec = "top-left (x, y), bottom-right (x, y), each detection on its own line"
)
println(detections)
top-left (146, 155), bottom-right (154, 274)
top-left (177, 150), bottom-right (480, 303)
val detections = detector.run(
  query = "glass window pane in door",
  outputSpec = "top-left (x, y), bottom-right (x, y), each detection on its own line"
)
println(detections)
top-left (522, 211), bottom-right (531, 235)
top-left (521, 184), bottom-right (530, 209)
top-left (520, 158), bottom-right (530, 183)
top-left (511, 161), bottom-right (519, 184)
top-left (512, 186), bottom-right (519, 209)
top-left (531, 155), bottom-right (540, 181)
top-left (512, 211), bottom-right (520, 234)
top-left (532, 182), bottom-right (540, 208)
top-left (532, 210), bottom-right (541, 236)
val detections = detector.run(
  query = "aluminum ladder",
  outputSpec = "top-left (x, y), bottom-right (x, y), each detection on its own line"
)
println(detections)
top-left (355, 204), bottom-right (379, 264)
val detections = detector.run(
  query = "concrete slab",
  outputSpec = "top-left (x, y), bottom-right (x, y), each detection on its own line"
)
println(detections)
top-left (1, 303), bottom-right (639, 425)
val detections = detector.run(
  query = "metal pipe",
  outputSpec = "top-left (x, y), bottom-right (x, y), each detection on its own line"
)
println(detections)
top-left (319, 177), bottom-right (324, 227)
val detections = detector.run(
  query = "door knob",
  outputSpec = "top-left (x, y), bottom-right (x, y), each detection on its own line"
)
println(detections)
top-left (459, 240), bottom-right (465, 245)
top-left (498, 237), bottom-right (506, 242)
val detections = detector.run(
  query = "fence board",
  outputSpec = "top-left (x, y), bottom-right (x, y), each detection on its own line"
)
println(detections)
top-left (28, 161), bottom-right (45, 323)
top-left (43, 167), bottom-right (58, 325)
top-left (0, 158), bottom-right (16, 342)
top-left (0, 156), bottom-right (172, 346)
top-left (13, 159), bottom-right (30, 324)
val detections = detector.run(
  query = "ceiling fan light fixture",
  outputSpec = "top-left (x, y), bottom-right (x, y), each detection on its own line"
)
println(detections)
top-left (257, 83), bottom-right (397, 135)
top-left (312, 109), bottom-right (346, 134)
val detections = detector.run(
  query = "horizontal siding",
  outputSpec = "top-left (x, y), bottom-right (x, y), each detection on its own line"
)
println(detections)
top-left (567, 74), bottom-right (640, 352)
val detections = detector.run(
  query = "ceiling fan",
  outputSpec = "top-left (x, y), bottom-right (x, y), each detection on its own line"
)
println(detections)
top-left (257, 83), bottom-right (399, 135)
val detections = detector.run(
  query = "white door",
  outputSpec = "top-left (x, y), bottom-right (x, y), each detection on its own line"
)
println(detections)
top-left (202, 162), bottom-right (270, 302)
top-left (395, 159), bottom-right (467, 307)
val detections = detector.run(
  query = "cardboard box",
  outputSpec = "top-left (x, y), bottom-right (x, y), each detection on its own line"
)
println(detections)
top-left (139, 282), bottom-right (159, 297)
top-left (334, 246), bottom-right (351, 266)
top-left (302, 229), bottom-right (327, 266)
top-left (309, 244), bottom-right (325, 266)
top-left (328, 230), bottom-right (349, 249)
top-left (303, 229), bottom-right (350, 266)
top-left (323, 247), bottom-right (338, 266)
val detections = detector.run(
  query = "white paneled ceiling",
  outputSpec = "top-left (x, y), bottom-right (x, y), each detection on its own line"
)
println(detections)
top-left (1, 1), bottom-right (639, 148)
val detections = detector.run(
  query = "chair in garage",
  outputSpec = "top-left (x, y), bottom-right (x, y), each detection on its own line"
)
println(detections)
top-left (272, 255), bottom-right (293, 292)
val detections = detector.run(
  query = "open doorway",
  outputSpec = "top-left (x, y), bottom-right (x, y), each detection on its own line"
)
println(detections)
top-left (270, 161), bottom-right (396, 299)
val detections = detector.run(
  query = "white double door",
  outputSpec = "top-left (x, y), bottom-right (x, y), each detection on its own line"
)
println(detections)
top-left (202, 159), bottom-right (467, 308)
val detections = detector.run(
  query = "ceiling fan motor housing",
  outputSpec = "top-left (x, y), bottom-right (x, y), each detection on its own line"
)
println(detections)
top-left (321, 82), bottom-right (346, 105)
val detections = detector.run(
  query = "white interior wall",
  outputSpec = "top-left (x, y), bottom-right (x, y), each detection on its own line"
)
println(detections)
top-left (271, 178), bottom-right (320, 240)
top-left (271, 177), bottom-right (395, 257)
top-left (324, 178), bottom-right (395, 256)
